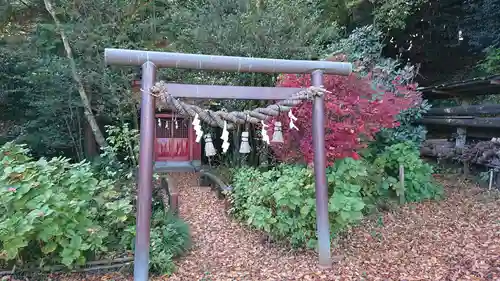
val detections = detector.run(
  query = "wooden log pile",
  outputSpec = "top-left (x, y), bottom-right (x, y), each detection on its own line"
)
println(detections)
top-left (459, 140), bottom-right (500, 167)
top-left (420, 139), bottom-right (457, 159)
top-left (421, 138), bottom-right (500, 167)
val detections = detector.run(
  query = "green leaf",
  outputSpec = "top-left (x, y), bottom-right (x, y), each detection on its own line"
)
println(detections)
top-left (69, 235), bottom-right (82, 249)
top-left (42, 241), bottom-right (58, 254)
top-left (339, 211), bottom-right (351, 222)
top-left (61, 248), bottom-right (76, 267)
top-left (351, 199), bottom-right (365, 211)
top-left (348, 184), bottom-right (361, 193)
top-left (328, 193), bottom-right (346, 212)
top-left (300, 204), bottom-right (311, 216)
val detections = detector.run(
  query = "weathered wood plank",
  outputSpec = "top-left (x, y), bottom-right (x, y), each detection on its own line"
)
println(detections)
top-left (427, 104), bottom-right (500, 116)
top-left (424, 115), bottom-right (474, 119)
top-left (420, 117), bottom-right (500, 128)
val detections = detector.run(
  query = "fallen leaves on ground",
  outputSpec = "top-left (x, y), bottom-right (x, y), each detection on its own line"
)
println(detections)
top-left (35, 173), bottom-right (500, 280)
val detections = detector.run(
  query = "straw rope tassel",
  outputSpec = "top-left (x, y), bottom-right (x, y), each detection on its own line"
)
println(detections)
top-left (204, 134), bottom-right (217, 157)
top-left (271, 121), bottom-right (284, 143)
top-left (288, 109), bottom-right (299, 131)
top-left (239, 131), bottom-right (251, 154)
top-left (221, 120), bottom-right (230, 153)
top-left (192, 113), bottom-right (203, 143)
top-left (261, 120), bottom-right (270, 145)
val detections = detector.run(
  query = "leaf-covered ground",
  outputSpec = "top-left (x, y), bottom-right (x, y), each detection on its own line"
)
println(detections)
top-left (24, 173), bottom-right (500, 280)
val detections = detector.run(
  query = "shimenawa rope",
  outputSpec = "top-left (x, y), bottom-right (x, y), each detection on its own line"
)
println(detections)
top-left (149, 81), bottom-right (330, 130)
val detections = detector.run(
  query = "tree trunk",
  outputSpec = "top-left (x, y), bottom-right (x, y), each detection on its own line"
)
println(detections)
top-left (83, 91), bottom-right (98, 159)
top-left (43, 0), bottom-right (108, 149)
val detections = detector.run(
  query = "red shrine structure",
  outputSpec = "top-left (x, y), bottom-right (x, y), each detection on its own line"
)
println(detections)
top-left (133, 80), bottom-right (202, 170)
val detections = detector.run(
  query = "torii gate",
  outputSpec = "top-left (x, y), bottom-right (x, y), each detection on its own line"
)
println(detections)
top-left (104, 48), bottom-right (352, 281)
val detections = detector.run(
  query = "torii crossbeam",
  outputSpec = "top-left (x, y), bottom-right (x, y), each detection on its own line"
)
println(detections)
top-left (104, 48), bottom-right (352, 281)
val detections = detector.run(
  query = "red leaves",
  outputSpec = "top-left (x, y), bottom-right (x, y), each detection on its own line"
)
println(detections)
top-left (351, 152), bottom-right (360, 160)
top-left (269, 72), bottom-right (421, 166)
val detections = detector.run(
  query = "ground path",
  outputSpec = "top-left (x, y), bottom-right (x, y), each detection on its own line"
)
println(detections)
top-left (63, 173), bottom-right (499, 280)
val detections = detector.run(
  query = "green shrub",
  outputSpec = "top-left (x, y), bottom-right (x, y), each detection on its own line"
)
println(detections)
top-left (230, 164), bottom-right (317, 247)
top-left (0, 140), bottom-right (191, 275)
top-left (229, 148), bottom-right (443, 248)
top-left (149, 211), bottom-right (191, 273)
top-left (373, 141), bottom-right (443, 202)
top-left (326, 158), bottom-right (368, 234)
top-left (97, 124), bottom-right (192, 275)
top-left (0, 142), bottom-right (133, 267)
top-left (119, 209), bottom-right (191, 274)
top-left (229, 160), bottom-right (367, 248)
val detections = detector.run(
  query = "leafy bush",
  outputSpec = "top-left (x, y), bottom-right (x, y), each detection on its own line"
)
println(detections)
top-left (0, 136), bottom-right (191, 275)
top-left (326, 158), bottom-right (369, 233)
top-left (267, 26), bottom-right (430, 167)
top-left (97, 124), bottom-right (191, 275)
top-left (230, 160), bottom-right (370, 247)
top-left (119, 209), bottom-right (191, 274)
top-left (229, 147), bottom-right (443, 247)
top-left (91, 123), bottom-right (139, 189)
top-left (478, 47), bottom-right (500, 74)
top-left (103, 123), bottom-right (140, 167)
top-left (372, 142), bottom-right (443, 202)
top-left (327, 25), bottom-right (430, 150)
top-left (0, 142), bottom-right (132, 267)
top-left (230, 164), bottom-right (317, 247)
top-left (371, 0), bottom-right (428, 31)
top-left (151, 211), bottom-right (191, 273)
top-left (268, 72), bottom-right (419, 166)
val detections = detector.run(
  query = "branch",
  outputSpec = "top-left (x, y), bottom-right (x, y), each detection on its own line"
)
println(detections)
top-left (0, 257), bottom-right (133, 276)
top-left (43, 0), bottom-right (108, 148)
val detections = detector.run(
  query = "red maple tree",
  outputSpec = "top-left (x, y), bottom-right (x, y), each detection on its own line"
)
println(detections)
top-left (267, 71), bottom-right (421, 167)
